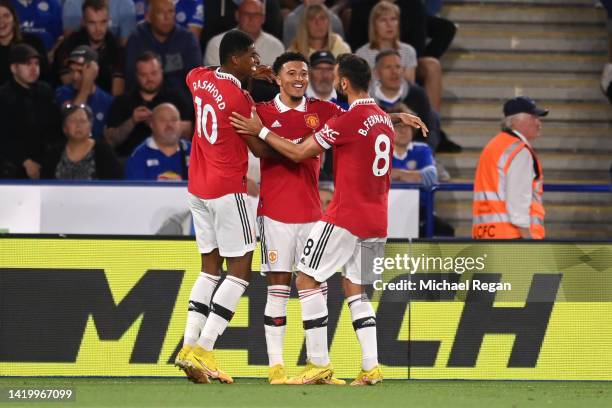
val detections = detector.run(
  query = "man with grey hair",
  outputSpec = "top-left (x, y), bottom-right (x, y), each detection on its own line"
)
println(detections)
top-left (472, 96), bottom-right (548, 240)
top-left (124, 103), bottom-right (191, 180)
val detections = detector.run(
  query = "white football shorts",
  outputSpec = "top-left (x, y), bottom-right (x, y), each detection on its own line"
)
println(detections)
top-left (257, 215), bottom-right (316, 273)
top-left (188, 192), bottom-right (256, 257)
top-left (297, 221), bottom-right (386, 285)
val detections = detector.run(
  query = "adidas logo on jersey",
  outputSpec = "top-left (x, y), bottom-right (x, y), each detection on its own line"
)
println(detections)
top-left (271, 120), bottom-right (282, 128)
top-left (362, 318), bottom-right (376, 326)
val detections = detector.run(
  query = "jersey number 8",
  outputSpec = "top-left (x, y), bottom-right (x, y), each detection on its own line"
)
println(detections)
top-left (195, 96), bottom-right (218, 144)
top-left (372, 134), bottom-right (391, 176)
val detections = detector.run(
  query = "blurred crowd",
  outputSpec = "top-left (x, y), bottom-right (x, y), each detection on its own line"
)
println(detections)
top-left (0, 0), bottom-right (460, 183)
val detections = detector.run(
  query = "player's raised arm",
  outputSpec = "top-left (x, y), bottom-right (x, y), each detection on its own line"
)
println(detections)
top-left (389, 112), bottom-right (429, 136)
top-left (231, 107), bottom-right (323, 163)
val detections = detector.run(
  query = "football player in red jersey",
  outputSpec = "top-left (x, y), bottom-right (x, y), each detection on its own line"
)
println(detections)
top-left (231, 53), bottom-right (427, 385)
top-left (254, 52), bottom-right (346, 384)
top-left (176, 29), bottom-right (272, 385)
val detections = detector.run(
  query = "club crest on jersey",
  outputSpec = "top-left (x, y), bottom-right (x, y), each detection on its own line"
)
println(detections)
top-left (304, 113), bottom-right (320, 129)
top-left (268, 250), bottom-right (278, 264)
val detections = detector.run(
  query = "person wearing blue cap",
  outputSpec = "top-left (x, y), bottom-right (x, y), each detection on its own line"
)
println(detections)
top-left (472, 96), bottom-right (548, 240)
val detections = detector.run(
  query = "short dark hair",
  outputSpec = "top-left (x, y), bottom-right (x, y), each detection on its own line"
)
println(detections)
top-left (82, 0), bottom-right (107, 14)
top-left (375, 49), bottom-right (401, 66)
top-left (336, 53), bottom-right (371, 93)
top-left (219, 29), bottom-right (254, 66)
top-left (272, 52), bottom-right (309, 75)
top-left (136, 50), bottom-right (161, 65)
top-left (61, 103), bottom-right (94, 126)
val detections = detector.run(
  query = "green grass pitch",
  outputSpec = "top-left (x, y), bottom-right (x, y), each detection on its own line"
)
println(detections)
top-left (0, 378), bottom-right (611, 408)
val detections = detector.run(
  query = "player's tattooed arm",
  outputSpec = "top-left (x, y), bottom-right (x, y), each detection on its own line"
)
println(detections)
top-left (389, 113), bottom-right (429, 136)
top-left (231, 108), bottom-right (323, 163)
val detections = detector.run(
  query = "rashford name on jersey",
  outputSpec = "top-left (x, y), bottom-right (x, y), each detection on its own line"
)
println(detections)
top-left (191, 79), bottom-right (227, 110)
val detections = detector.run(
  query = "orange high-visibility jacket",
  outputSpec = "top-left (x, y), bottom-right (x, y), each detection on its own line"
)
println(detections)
top-left (472, 131), bottom-right (545, 239)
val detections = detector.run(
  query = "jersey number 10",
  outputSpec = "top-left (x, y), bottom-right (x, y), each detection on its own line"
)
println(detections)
top-left (194, 96), bottom-right (218, 144)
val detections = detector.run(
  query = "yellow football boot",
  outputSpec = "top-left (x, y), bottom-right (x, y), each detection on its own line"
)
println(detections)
top-left (285, 362), bottom-right (333, 385)
top-left (350, 366), bottom-right (383, 386)
top-left (268, 364), bottom-right (288, 385)
top-left (185, 346), bottom-right (234, 384)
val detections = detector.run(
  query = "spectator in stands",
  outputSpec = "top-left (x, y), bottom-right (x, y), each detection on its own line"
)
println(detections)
top-left (371, 49), bottom-right (439, 150)
top-left (124, 0), bottom-right (201, 100)
top-left (124, 103), bottom-right (190, 180)
top-left (349, 0), bottom-right (456, 61)
top-left (0, 0), bottom-right (49, 85)
top-left (387, 102), bottom-right (454, 237)
top-left (134, 0), bottom-right (203, 41)
top-left (305, 50), bottom-right (347, 109)
top-left (53, 0), bottom-right (124, 95)
top-left (318, 180), bottom-right (333, 211)
top-left (600, 0), bottom-right (612, 103)
top-left (283, 0), bottom-right (344, 48)
top-left (0, 44), bottom-right (61, 178)
top-left (288, 3), bottom-right (350, 58)
top-left (352, 1), bottom-right (446, 113)
top-left (41, 103), bottom-right (121, 179)
top-left (12, 0), bottom-right (62, 51)
top-left (55, 45), bottom-right (114, 139)
top-left (104, 51), bottom-right (193, 158)
top-left (200, 0), bottom-right (282, 52)
top-left (355, 2), bottom-right (417, 83)
top-left (204, 0), bottom-right (284, 67)
top-left (63, 0), bottom-right (136, 46)
top-left (473, 96), bottom-right (548, 240)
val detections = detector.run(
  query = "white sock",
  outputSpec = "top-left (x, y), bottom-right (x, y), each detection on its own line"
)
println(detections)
top-left (306, 282), bottom-right (326, 362)
top-left (183, 272), bottom-right (219, 346)
top-left (197, 275), bottom-right (249, 351)
top-left (299, 288), bottom-right (329, 367)
top-left (264, 285), bottom-right (290, 367)
top-left (320, 281), bottom-right (328, 301)
top-left (347, 294), bottom-right (378, 371)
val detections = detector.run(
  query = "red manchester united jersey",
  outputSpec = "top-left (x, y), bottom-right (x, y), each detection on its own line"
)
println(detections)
top-left (186, 67), bottom-right (254, 199)
top-left (313, 98), bottom-right (394, 238)
top-left (256, 95), bottom-right (344, 223)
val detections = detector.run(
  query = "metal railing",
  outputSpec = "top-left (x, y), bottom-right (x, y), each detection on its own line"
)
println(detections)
top-left (392, 182), bottom-right (612, 238)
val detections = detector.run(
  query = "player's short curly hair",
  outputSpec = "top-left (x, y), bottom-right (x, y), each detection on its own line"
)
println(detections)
top-left (219, 29), bottom-right (254, 66)
top-left (336, 53), bottom-right (371, 93)
top-left (272, 52), bottom-right (309, 75)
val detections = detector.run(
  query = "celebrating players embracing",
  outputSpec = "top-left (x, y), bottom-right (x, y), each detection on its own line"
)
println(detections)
top-left (231, 54), bottom-right (427, 385)
top-left (176, 29), bottom-right (270, 384)
top-left (254, 52), bottom-right (345, 384)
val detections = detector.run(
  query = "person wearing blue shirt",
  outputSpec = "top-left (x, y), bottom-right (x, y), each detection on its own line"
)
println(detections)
top-left (55, 45), bottom-right (113, 139)
top-left (62, 0), bottom-right (136, 46)
top-left (124, 0), bottom-right (202, 101)
top-left (13, 0), bottom-right (63, 50)
top-left (134, 0), bottom-right (204, 40)
top-left (388, 103), bottom-right (454, 237)
top-left (124, 103), bottom-right (190, 180)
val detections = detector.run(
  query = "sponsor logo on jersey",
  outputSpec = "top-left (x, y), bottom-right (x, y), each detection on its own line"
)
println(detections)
top-left (318, 124), bottom-right (338, 143)
top-left (304, 113), bottom-right (320, 129)
top-left (268, 250), bottom-right (278, 264)
top-left (271, 120), bottom-right (282, 128)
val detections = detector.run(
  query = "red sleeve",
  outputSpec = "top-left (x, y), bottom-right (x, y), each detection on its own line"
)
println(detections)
top-left (314, 116), bottom-right (343, 150)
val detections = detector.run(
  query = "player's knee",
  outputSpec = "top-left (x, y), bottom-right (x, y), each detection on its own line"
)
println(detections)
top-left (295, 272), bottom-right (318, 291)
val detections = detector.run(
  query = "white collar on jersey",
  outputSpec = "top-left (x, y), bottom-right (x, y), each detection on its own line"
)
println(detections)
top-left (146, 136), bottom-right (182, 152)
top-left (274, 94), bottom-right (306, 113)
top-left (214, 68), bottom-right (241, 88)
top-left (349, 98), bottom-right (377, 110)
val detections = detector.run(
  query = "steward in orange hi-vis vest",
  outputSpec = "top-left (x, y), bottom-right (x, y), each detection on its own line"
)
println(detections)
top-left (472, 131), bottom-right (545, 239)
top-left (472, 96), bottom-right (548, 240)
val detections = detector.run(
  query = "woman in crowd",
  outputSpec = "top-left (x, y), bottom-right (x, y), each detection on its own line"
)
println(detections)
top-left (356, 1), bottom-right (442, 111)
top-left (288, 3), bottom-right (350, 58)
top-left (0, 0), bottom-right (50, 86)
top-left (42, 104), bottom-right (122, 180)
